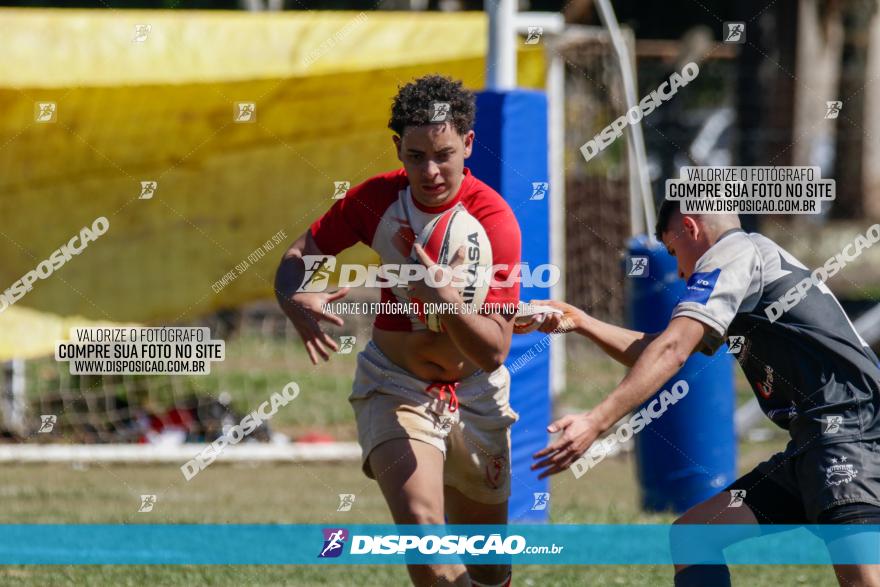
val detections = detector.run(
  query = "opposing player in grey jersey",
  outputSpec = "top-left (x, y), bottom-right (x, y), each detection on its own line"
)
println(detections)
top-left (532, 200), bottom-right (880, 586)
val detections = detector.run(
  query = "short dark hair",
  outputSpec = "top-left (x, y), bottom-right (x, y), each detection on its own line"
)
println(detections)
top-left (654, 199), bottom-right (679, 242)
top-left (388, 75), bottom-right (476, 137)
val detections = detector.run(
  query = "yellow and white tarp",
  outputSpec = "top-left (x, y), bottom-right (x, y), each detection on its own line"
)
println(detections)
top-left (0, 9), bottom-right (546, 360)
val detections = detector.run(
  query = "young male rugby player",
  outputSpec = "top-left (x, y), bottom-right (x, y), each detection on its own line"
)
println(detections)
top-left (274, 75), bottom-right (521, 587)
top-left (532, 201), bottom-right (880, 586)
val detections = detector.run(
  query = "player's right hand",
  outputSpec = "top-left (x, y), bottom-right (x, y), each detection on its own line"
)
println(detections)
top-left (529, 299), bottom-right (586, 334)
top-left (282, 288), bottom-right (349, 364)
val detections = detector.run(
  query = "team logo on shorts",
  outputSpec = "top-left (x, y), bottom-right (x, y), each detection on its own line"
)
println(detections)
top-left (486, 455), bottom-right (507, 490)
top-left (756, 365), bottom-right (775, 399)
top-left (825, 456), bottom-right (858, 487)
top-left (318, 528), bottom-right (348, 558)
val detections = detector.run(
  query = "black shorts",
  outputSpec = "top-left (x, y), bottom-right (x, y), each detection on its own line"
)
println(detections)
top-left (725, 438), bottom-right (880, 523)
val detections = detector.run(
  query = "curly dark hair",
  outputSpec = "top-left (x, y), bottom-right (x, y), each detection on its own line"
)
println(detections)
top-left (388, 75), bottom-right (476, 137)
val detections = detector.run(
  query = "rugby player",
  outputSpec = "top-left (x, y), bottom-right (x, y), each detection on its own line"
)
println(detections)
top-left (274, 75), bottom-right (521, 587)
top-left (531, 201), bottom-right (880, 586)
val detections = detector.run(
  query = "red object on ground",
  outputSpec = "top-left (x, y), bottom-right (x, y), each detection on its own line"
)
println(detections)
top-left (297, 431), bottom-right (336, 443)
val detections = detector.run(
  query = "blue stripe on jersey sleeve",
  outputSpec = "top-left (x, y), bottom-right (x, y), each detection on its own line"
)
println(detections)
top-left (680, 268), bottom-right (722, 305)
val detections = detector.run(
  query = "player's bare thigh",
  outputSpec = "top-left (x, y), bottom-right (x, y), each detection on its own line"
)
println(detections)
top-left (445, 485), bottom-right (510, 585)
top-left (373, 327), bottom-right (479, 381)
top-left (369, 437), bottom-right (447, 524)
top-left (369, 438), bottom-right (470, 586)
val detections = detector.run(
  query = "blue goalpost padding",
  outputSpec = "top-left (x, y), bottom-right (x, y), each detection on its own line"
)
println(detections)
top-left (626, 236), bottom-right (737, 512)
top-left (469, 90), bottom-right (551, 522)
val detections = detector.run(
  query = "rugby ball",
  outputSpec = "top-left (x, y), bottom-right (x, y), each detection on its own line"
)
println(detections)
top-left (412, 204), bottom-right (493, 332)
top-left (513, 302), bottom-right (564, 334)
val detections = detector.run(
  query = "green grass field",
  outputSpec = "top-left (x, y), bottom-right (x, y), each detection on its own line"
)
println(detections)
top-left (2, 323), bottom-right (839, 586)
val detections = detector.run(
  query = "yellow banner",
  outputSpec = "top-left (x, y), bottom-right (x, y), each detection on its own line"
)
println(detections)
top-left (0, 9), bottom-right (545, 360)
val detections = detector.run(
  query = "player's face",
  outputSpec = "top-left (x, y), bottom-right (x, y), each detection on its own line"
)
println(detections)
top-left (661, 216), bottom-right (710, 280)
top-left (394, 123), bottom-right (474, 207)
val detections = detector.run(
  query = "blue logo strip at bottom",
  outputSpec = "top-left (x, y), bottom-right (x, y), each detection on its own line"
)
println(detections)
top-left (0, 525), bottom-right (878, 565)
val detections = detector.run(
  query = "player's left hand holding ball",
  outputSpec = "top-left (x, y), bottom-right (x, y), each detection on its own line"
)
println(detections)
top-left (531, 412), bottom-right (602, 479)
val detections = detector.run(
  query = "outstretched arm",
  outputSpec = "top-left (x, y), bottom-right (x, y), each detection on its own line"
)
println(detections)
top-left (531, 299), bottom-right (658, 367)
top-left (532, 316), bottom-right (709, 478)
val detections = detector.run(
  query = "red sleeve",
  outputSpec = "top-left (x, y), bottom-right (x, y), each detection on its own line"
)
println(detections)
top-left (482, 205), bottom-right (521, 307)
top-left (308, 182), bottom-right (371, 255)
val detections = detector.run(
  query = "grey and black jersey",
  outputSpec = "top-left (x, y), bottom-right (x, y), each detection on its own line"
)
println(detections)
top-left (670, 229), bottom-right (880, 447)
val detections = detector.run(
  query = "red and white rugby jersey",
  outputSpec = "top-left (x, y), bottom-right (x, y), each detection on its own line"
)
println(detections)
top-left (309, 167), bottom-right (522, 331)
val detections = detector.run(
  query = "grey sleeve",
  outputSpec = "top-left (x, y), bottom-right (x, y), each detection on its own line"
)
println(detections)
top-left (670, 237), bottom-right (762, 355)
